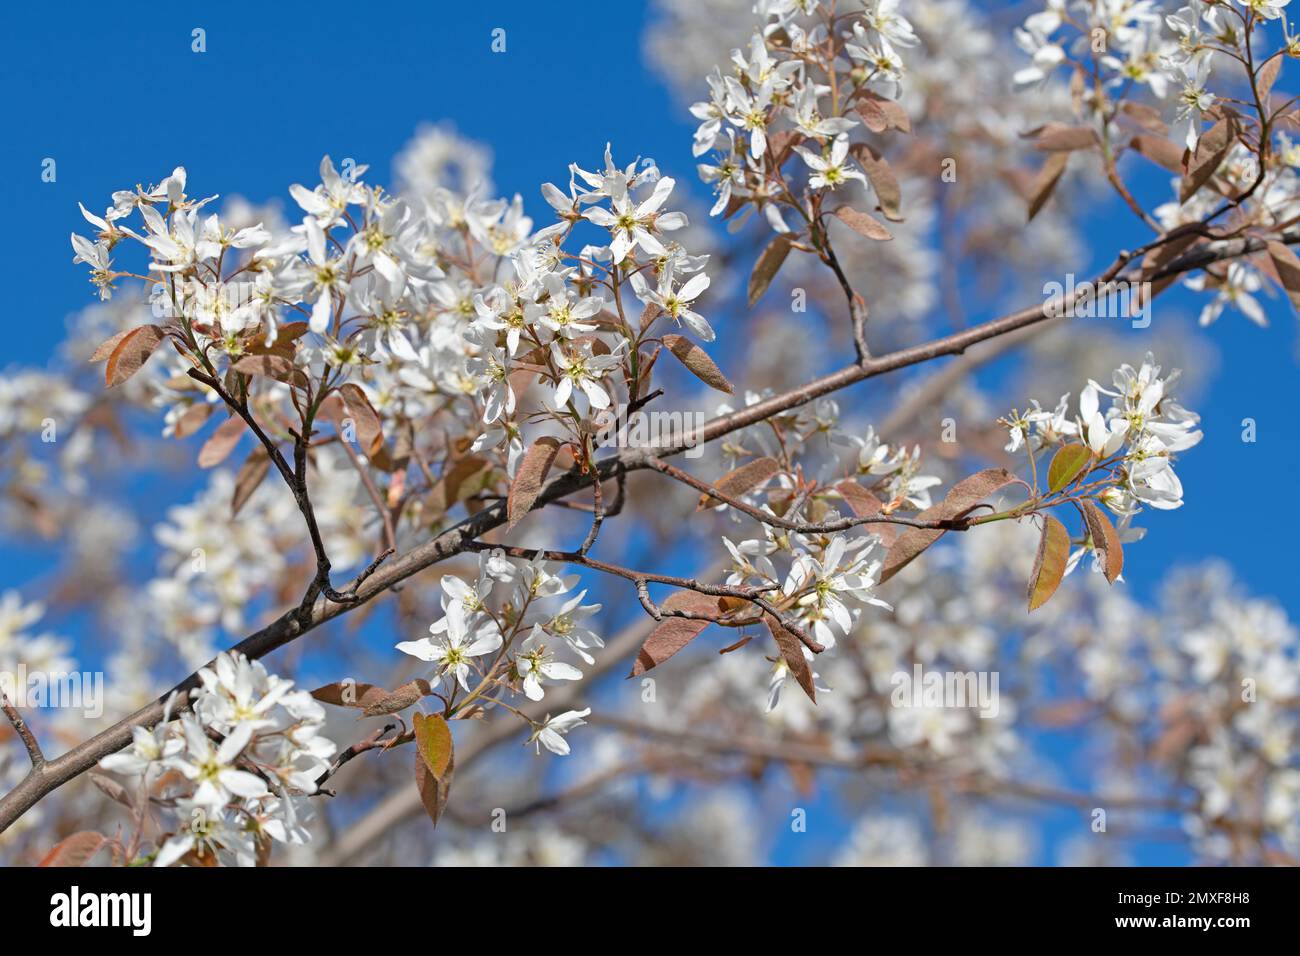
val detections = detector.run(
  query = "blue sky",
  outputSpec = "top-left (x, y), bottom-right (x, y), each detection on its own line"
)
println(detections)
top-left (1, 0), bottom-right (1296, 865)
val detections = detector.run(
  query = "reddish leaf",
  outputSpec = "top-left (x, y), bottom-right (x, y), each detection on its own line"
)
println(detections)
top-left (697, 456), bottom-right (781, 510)
top-left (748, 234), bottom-right (794, 306)
top-left (880, 468), bottom-right (1018, 583)
top-left (339, 382), bottom-right (384, 456)
top-left (1033, 123), bottom-right (1099, 152)
top-left (835, 479), bottom-right (883, 518)
top-left (507, 436), bottom-right (562, 529)
top-left (172, 403), bottom-right (213, 440)
top-left (231, 448), bottom-right (271, 516)
top-left (38, 831), bottom-right (108, 867)
top-left (662, 334), bottom-right (734, 394)
top-left (1027, 152), bottom-right (1069, 222)
top-left (1259, 54), bottom-right (1284, 102)
top-left (855, 90), bottom-right (910, 132)
top-left (1180, 118), bottom-right (1233, 203)
top-left (1028, 514), bottom-right (1070, 611)
top-left (413, 712), bottom-right (454, 828)
top-left (849, 144), bottom-right (903, 221)
top-left (427, 455), bottom-right (493, 517)
top-left (765, 615), bottom-right (816, 703)
top-left (1080, 500), bottom-right (1124, 584)
top-left (1129, 135), bottom-right (1185, 173)
top-left (89, 328), bottom-right (135, 363)
top-left (630, 592), bottom-right (721, 676)
top-left (197, 415), bottom-right (246, 469)
top-left (833, 205), bottom-right (892, 241)
top-left (310, 680), bottom-right (391, 710)
top-left (362, 679), bottom-right (434, 716)
top-left (1266, 240), bottom-right (1300, 311)
top-left (105, 325), bottom-right (167, 387)
top-left (232, 354), bottom-right (306, 387)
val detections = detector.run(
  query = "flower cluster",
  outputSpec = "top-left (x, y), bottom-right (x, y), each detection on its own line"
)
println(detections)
top-left (396, 550), bottom-right (599, 755)
top-left (1003, 353), bottom-right (1202, 521)
top-left (690, 1), bottom-right (915, 231)
top-left (98, 652), bottom-right (336, 866)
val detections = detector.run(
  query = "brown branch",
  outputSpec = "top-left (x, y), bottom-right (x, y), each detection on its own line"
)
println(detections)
top-left (0, 692), bottom-right (44, 770)
top-left (459, 541), bottom-right (824, 653)
top-left (1, 229), bottom-right (1289, 834)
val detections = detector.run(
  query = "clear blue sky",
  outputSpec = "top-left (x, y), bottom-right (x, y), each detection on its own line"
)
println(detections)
top-left (1, 0), bottom-right (1296, 865)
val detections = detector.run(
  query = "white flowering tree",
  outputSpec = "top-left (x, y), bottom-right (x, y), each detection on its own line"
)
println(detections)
top-left (2, 0), bottom-right (1299, 866)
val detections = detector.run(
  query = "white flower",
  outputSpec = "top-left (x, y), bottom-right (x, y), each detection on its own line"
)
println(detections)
top-left (289, 155), bottom-right (367, 228)
top-left (1170, 54), bottom-right (1215, 150)
top-left (154, 802), bottom-right (256, 868)
top-left (397, 604), bottom-right (503, 691)
top-left (515, 634), bottom-right (583, 701)
top-left (793, 136), bottom-right (867, 191)
top-left (583, 175), bottom-right (685, 261)
top-left (168, 714), bottom-right (269, 811)
top-left (1013, 21), bottom-right (1065, 89)
top-left (631, 260), bottom-right (715, 341)
top-left (527, 708), bottom-right (592, 755)
top-left (550, 341), bottom-right (620, 410)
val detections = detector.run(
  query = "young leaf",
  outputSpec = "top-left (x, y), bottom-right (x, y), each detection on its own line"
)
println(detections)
top-left (1129, 135), bottom-right (1185, 173)
top-left (1028, 514), bottom-right (1070, 611)
top-left (413, 711), bottom-right (454, 828)
top-left (1046, 443), bottom-right (1092, 492)
top-left (1266, 240), bottom-right (1300, 311)
top-left (880, 468), bottom-right (1017, 582)
top-left (414, 711), bottom-right (454, 778)
top-left (1180, 117), bottom-right (1233, 203)
top-left (833, 205), bottom-right (892, 241)
top-left (697, 456), bottom-right (780, 509)
top-left (835, 479), bottom-right (883, 518)
top-left (629, 592), bottom-right (721, 676)
top-left (764, 615), bottom-right (816, 703)
top-left (338, 383), bottom-right (385, 456)
top-left (37, 831), bottom-right (108, 867)
top-left (309, 681), bottom-right (392, 711)
top-left (855, 90), bottom-right (910, 132)
top-left (231, 447), bottom-right (271, 516)
top-left (231, 354), bottom-right (306, 388)
top-left (1033, 124), bottom-right (1099, 152)
top-left (848, 144), bottom-right (903, 221)
top-left (197, 415), bottom-right (246, 469)
top-left (427, 455), bottom-right (494, 517)
top-left (507, 436), bottom-right (562, 529)
top-left (89, 328), bottom-right (136, 363)
top-left (748, 234), bottom-right (793, 306)
top-left (362, 679), bottom-right (435, 716)
top-left (104, 325), bottom-right (168, 387)
top-left (1027, 152), bottom-right (1069, 222)
top-left (662, 334), bottom-right (734, 394)
top-left (1080, 500), bottom-right (1124, 584)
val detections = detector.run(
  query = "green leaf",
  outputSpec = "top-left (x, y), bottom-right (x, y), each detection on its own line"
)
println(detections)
top-left (1046, 443), bottom-right (1092, 492)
